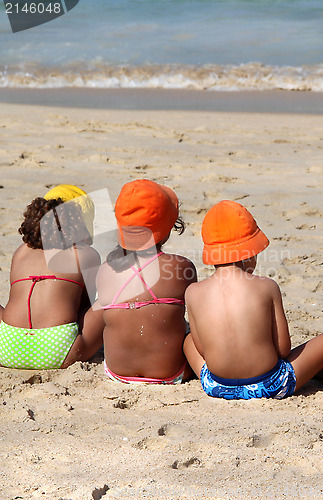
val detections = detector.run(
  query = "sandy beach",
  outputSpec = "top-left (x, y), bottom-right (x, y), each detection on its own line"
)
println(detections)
top-left (0, 97), bottom-right (322, 499)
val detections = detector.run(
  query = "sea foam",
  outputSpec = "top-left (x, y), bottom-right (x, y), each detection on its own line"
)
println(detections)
top-left (0, 63), bottom-right (323, 91)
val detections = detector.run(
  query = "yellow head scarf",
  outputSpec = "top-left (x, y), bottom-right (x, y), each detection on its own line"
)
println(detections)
top-left (44, 184), bottom-right (95, 239)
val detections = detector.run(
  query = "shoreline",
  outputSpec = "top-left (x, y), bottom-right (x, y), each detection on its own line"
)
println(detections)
top-left (1, 88), bottom-right (323, 113)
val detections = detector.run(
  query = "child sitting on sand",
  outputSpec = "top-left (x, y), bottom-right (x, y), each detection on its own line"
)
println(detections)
top-left (184, 200), bottom-right (323, 399)
top-left (96, 179), bottom-right (197, 383)
top-left (0, 186), bottom-right (104, 370)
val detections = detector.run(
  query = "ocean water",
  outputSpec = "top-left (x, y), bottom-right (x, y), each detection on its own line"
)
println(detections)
top-left (0, 0), bottom-right (323, 90)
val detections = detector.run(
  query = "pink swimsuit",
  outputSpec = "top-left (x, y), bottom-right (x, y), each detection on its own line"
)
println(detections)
top-left (104, 360), bottom-right (186, 384)
top-left (102, 252), bottom-right (186, 384)
top-left (102, 252), bottom-right (184, 310)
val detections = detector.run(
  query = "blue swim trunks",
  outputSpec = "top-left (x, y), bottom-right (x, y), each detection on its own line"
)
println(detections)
top-left (200, 359), bottom-right (296, 400)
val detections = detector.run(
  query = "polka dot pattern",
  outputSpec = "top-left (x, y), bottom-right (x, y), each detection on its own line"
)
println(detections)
top-left (0, 321), bottom-right (79, 369)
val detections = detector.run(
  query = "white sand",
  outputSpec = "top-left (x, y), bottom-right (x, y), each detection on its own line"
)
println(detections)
top-left (0, 103), bottom-right (322, 500)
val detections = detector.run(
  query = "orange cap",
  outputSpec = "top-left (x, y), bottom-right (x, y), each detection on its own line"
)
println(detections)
top-left (202, 200), bottom-right (269, 265)
top-left (115, 179), bottom-right (179, 251)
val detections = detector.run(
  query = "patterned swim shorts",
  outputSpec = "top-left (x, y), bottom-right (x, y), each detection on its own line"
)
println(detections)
top-left (200, 359), bottom-right (296, 400)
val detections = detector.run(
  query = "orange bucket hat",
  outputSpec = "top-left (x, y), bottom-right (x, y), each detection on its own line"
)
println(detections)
top-left (115, 179), bottom-right (179, 251)
top-left (202, 200), bottom-right (269, 265)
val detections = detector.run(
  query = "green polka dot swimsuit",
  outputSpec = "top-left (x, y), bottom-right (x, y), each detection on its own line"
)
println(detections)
top-left (0, 321), bottom-right (79, 369)
top-left (0, 274), bottom-right (83, 369)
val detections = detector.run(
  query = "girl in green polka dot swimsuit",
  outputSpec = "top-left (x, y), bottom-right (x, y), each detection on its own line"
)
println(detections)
top-left (0, 191), bottom-right (105, 370)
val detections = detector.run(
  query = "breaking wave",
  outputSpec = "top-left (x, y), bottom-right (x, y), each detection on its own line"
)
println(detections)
top-left (1, 62), bottom-right (323, 91)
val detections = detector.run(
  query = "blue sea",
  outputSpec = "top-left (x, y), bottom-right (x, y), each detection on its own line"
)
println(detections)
top-left (0, 0), bottom-right (323, 90)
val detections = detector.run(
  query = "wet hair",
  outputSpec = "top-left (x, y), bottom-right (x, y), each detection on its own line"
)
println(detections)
top-left (107, 216), bottom-right (186, 272)
top-left (19, 197), bottom-right (91, 250)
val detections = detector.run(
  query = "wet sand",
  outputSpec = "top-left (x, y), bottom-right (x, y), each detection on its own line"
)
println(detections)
top-left (1, 88), bottom-right (323, 113)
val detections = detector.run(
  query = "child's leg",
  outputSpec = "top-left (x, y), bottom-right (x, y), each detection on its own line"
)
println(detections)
top-left (183, 333), bottom-right (205, 378)
top-left (0, 305), bottom-right (3, 322)
top-left (287, 334), bottom-right (323, 391)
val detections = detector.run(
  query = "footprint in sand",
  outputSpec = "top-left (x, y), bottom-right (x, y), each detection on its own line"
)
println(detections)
top-left (113, 393), bottom-right (138, 409)
top-left (134, 436), bottom-right (170, 451)
top-left (246, 433), bottom-right (272, 448)
top-left (296, 224), bottom-right (316, 230)
top-left (171, 457), bottom-right (202, 469)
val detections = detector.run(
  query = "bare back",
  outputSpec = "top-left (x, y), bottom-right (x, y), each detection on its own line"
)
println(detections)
top-left (96, 252), bottom-right (196, 379)
top-left (186, 265), bottom-right (291, 379)
top-left (3, 243), bottom-right (100, 329)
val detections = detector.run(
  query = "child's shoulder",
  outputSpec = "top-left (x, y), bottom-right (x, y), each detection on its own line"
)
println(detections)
top-left (76, 244), bottom-right (101, 268)
top-left (96, 261), bottom-right (118, 286)
top-left (252, 274), bottom-right (283, 298)
top-left (161, 252), bottom-right (197, 280)
top-left (160, 252), bottom-right (195, 268)
top-left (254, 274), bottom-right (280, 288)
top-left (184, 279), bottom-right (204, 300)
top-left (11, 243), bottom-right (33, 263)
top-left (13, 243), bottom-right (28, 255)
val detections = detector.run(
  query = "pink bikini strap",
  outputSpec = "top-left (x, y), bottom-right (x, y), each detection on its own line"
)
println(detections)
top-left (129, 266), bottom-right (158, 301)
top-left (110, 251), bottom-right (163, 305)
top-left (104, 360), bottom-right (187, 383)
top-left (104, 297), bottom-right (184, 310)
top-left (11, 275), bottom-right (84, 329)
top-left (11, 275), bottom-right (84, 287)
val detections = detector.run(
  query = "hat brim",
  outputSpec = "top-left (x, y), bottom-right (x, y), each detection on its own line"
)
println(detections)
top-left (203, 227), bottom-right (269, 265)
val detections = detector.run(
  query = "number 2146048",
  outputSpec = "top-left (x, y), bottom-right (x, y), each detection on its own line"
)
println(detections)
top-left (5, 2), bottom-right (62, 14)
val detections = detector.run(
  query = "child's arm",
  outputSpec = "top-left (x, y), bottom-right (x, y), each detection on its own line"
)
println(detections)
top-left (184, 286), bottom-right (206, 377)
top-left (185, 286), bottom-right (204, 357)
top-left (270, 280), bottom-right (291, 359)
top-left (61, 306), bottom-right (105, 367)
top-left (78, 246), bottom-right (101, 305)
